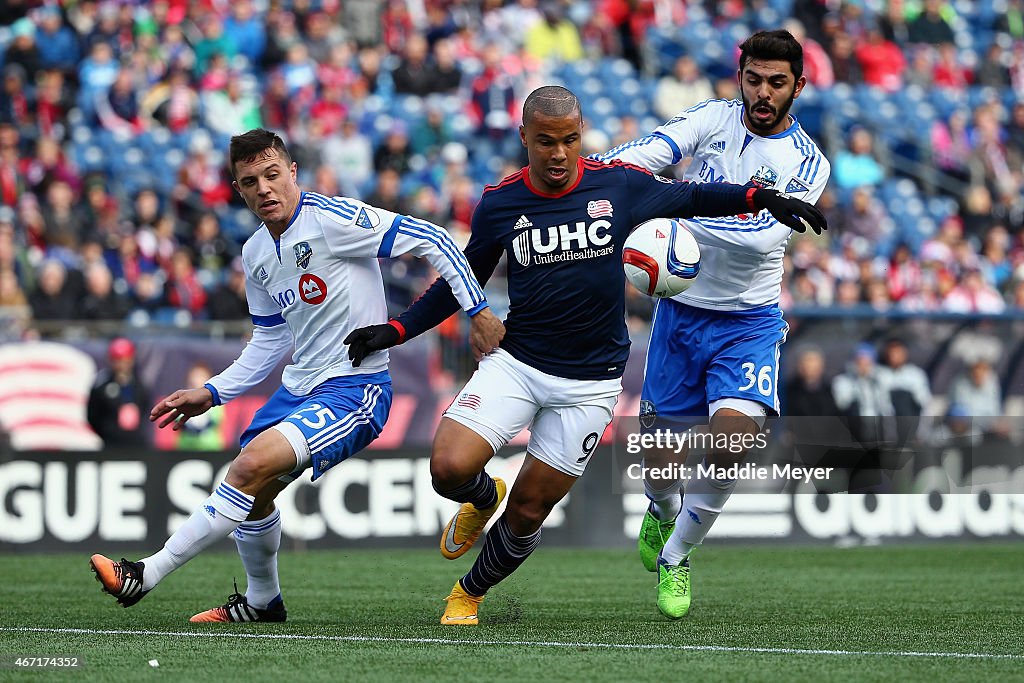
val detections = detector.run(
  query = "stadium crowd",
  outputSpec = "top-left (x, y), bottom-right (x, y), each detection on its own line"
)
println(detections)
top-left (1, 0), bottom-right (1024, 339)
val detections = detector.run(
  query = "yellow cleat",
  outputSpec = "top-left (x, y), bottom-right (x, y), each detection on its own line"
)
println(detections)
top-left (441, 581), bottom-right (484, 625)
top-left (439, 477), bottom-right (506, 560)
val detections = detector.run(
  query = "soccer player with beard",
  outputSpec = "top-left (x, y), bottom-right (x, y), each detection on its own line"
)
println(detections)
top-left (594, 30), bottom-right (831, 618)
top-left (344, 85), bottom-right (826, 624)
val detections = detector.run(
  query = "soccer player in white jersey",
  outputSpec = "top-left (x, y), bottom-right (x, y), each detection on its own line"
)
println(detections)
top-left (89, 128), bottom-right (503, 622)
top-left (596, 30), bottom-right (831, 618)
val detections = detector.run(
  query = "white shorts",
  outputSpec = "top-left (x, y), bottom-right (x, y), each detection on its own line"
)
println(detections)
top-left (444, 349), bottom-right (621, 477)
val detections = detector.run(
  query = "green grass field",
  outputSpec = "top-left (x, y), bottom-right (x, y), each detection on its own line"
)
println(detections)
top-left (1, 543), bottom-right (1022, 682)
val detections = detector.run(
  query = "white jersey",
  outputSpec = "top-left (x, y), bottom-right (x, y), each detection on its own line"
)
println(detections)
top-left (597, 98), bottom-right (830, 311)
top-left (206, 191), bottom-right (487, 403)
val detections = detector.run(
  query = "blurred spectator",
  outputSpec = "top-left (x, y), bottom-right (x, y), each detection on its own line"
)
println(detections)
top-left (80, 262), bottom-right (132, 320)
top-left (41, 180), bottom-right (85, 251)
top-left (203, 77), bottom-right (262, 137)
top-left (164, 248), bottom-right (207, 317)
top-left (393, 34), bottom-right (438, 97)
top-left (786, 347), bottom-right (840, 417)
top-left (5, 18), bottom-right (42, 83)
top-left (192, 212), bottom-right (233, 279)
top-left (886, 243), bottom-right (923, 303)
top-left (653, 56), bottom-right (714, 121)
top-left (140, 67), bottom-right (200, 132)
top-left (35, 7), bottom-right (80, 74)
top-left (976, 44), bottom-right (1011, 89)
top-left (28, 259), bottom-right (77, 321)
top-left (366, 168), bottom-right (410, 215)
top-left (411, 102), bottom-right (455, 160)
top-left (879, 338), bottom-right (931, 417)
top-left (827, 31), bottom-right (862, 84)
top-left (97, 68), bottom-right (142, 135)
top-left (0, 268), bottom-right (28, 310)
top-left (432, 38), bottom-right (464, 94)
top-left (943, 270), bottom-right (1006, 313)
top-left (784, 19), bottom-right (834, 89)
top-left (308, 82), bottom-right (348, 137)
top-left (223, 0), bottom-right (266, 66)
top-left (373, 124), bottom-right (413, 175)
top-left (193, 15), bottom-right (237, 76)
top-left (931, 44), bottom-right (971, 90)
top-left (207, 257), bottom-right (249, 320)
top-left (831, 343), bottom-right (894, 487)
top-left (87, 337), bottom-right (150, 447)
top-left (948, 358), bottom-right (1005, 434)
top-left (855, 25), bottom-right (905, 91)
top-left (960, 185), bottom-right (996, 239)
top-left (908, 0), bottom-right (956, 45)
top-left (836, 186), bottom-right (893, 243)
top-left (833, 127), bottom-right (884, 189)
top-left (931, 110), bottom-right (972, 190)
top-left (524, 2), bottom-right (584, 63)
top-left (302, 11), bottom-right (342, 65)
top-left (879, 0), bottom-right (911, 44)
top-left (321, 118), bottom-right (373, 196)
top-left (978, 226), bottom-right (1013, 291)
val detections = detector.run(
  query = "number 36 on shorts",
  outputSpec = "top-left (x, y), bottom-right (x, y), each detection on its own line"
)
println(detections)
top-left (738, 362), bottom-right (774, 397)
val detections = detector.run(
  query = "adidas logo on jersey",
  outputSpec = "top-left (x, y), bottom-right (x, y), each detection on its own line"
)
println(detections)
top-left (257, 267), bottom-right (268, 282)
top-left (513, 215), bottom-right (533, 231)
top-left (708, 140), bottom-right (726, 154)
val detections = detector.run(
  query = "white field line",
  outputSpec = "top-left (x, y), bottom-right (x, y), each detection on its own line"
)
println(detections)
top-left (0, 627), bottom-right (1021, 661)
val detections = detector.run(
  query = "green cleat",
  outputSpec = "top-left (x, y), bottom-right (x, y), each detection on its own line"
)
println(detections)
top-left (637, 504), bottom-right (676, 572)
top-left (657, 557), bottom-right (691, 619)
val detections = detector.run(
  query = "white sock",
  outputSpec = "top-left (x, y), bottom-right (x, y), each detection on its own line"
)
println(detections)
top-left (644, 467), bottom-right (681, 521)
top-left (234, 508), bottom-right (283, 610)
top-left (140, 482), bottom-right (254, 591)
top-left (660, 470), bottom-right (737, 565)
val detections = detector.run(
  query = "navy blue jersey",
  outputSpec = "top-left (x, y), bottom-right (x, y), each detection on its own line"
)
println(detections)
top-left (395, 158), bottom-right (758, 380)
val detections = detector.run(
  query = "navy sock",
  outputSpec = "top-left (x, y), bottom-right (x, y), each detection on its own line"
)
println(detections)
top-left (435, 470), bottom-right (497, 510)
top-left (460, 515), bottom-right (542, 597)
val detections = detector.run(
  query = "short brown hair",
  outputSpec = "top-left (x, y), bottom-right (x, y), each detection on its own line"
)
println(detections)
top-left (228, 128), bottom-right (291, 178)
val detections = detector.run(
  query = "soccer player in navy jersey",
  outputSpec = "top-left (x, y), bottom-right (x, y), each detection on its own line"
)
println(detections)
top-left (89, 129), bottom-right (503, 622)
top-left (345, 86), bottom-right (825, 625)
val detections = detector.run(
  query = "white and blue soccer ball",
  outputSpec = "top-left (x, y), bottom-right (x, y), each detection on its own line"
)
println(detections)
top-left (622, 218), bottom-right (701, 298)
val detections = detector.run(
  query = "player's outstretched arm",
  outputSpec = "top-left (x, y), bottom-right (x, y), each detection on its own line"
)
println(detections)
top-left (751, 188), bottom-right (828, 234)
top-left (345, 305), bottom-right (505, 367)
top-left (150, 387), bottom-right (214, 431)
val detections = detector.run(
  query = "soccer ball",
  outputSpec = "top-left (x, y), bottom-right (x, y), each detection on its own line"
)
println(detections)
top-left (622, 218), bottom-right (701, 298)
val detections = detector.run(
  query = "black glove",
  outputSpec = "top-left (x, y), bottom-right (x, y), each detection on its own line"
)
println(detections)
top-left (343, 323), bottom-right (401, 367)
top-left (752, 188), bottom-right (828, 234)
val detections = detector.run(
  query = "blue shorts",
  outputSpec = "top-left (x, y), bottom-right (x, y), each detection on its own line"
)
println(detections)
top-left (240, 371), bottom-right (392, 481)
top-left (641, 299), bottom-right (788, 419)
